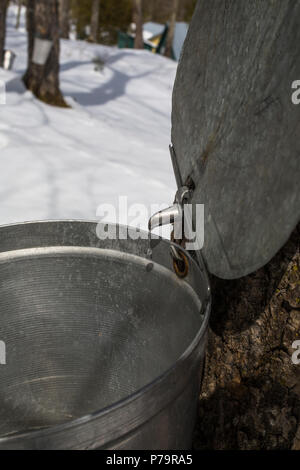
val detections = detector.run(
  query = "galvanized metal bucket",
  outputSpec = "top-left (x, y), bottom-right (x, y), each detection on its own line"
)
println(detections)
top-left (0, 221), bottom-right (210, 450)
top-left (32, 37), bottom-right (53, 66)
top-left (3, 50), bottom-right (16, 71)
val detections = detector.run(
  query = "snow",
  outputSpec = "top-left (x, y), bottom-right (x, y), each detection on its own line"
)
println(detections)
top-left (143, 22), bottom-right (165, 41)
top-left (0, 6), bottom-right (177, 235)
top-left (173, 23), bottom-right (189, 62)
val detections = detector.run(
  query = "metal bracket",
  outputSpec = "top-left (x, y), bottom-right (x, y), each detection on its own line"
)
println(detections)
top-left (148, 145), bottom-right (195, 278)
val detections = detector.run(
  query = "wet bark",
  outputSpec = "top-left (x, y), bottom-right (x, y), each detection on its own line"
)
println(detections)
top-left (23, 0), bottom-right (67, 107)
top-left (59, 0), bottom-right (70, 39)
top-left (0, 0), bottom-right (8, 67)
top-left (133, 0), bottom-right (143, 50)
top-left (89, 0), bottom-right (100, 43)
top-left (164, 0), bottom-right (179, 58)
top-left (194, 224), bottom-right (300, 449)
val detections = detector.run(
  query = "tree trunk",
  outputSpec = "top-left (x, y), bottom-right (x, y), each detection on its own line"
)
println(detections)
top-left (170, 0), bottom-right (300, 450)
top-left (23, 0), bottom-right (67, 107)
top-left (59, 0), bottom-right (70, 39)
top-left (164, 0), bottom-right (179, 58)
top-left (147, 0), bottom-right (155, 21)
top-left (133, 0), bottom-right (143, 50)
top-left (16, 0), bottom-right (22, 29)
top-left (89, 0), bottom-right (100, 43)
top-left (194, 224), bottom-right (300, 449)
top-left (0, 0), bottom-right (8, 67)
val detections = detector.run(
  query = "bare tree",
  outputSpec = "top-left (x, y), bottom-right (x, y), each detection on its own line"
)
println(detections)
top-left (23, 0), bottom-right (67, 107)
top-left (16, 0), bottom-right (23, 29)
top-left (0, 0), bottom-right (8, 66)
top-left (133, 0), bottom-right (143, 49)
top-left (171, 0), bottom-right (300, 450)
top-left (89, 0), bottom-right (100, 43)
top-left (59, 0), bottom-right (70, 39)
top-left (164, 0), bottom-right (179, 58)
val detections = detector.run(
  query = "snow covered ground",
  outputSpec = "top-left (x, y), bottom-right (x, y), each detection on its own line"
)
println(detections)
top-left (0, 6), bottom-right (177, 234)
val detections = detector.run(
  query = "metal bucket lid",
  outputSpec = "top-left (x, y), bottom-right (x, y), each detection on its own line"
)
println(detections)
top-left (171, 1), bottom-right (300, 279)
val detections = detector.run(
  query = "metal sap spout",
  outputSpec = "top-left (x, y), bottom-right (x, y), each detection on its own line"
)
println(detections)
top-left (148, 203), bottom-right (181, 231)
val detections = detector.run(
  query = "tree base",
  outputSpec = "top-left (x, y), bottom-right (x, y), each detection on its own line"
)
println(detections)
top-left (23, 74), bottom-right (69, 108)
top-left (194, 224), bottom-right (300, 450)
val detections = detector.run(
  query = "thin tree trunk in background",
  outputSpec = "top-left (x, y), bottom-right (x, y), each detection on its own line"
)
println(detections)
top-left (59, 0), bottom-right (70, 39)
top-left (89, 0), bottom-right (100, 43)
top-left (133, 0), bottom-right (143, 49)
top-left (164, 0), bottom-right (179, 58)
top-left (23, 0), bottom-right (67, 107)
top-left (25, 0), bottom-right (35, 54)
top-left (148, 0), bottom-right (155, 22)
top-left (16, 0), bottom-right (22, 29)
top-left (0, 0), bottom-right (8, 67)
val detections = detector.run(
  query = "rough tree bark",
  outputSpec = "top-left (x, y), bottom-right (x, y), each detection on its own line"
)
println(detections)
top-left (0, 0), bottom-right (8, 67)
top-left (58, 0), bottom-right (70, 39)
top-left (89, 0), bottom-right (100, 43)
top-left (164, 0), bottom-right (179, 58)
top-left (133, 0), bottom-right (143, 50)
top-left (195, 225), bottom-right (300, 450)
top-left (23, 0), bottom-right (67, 107)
